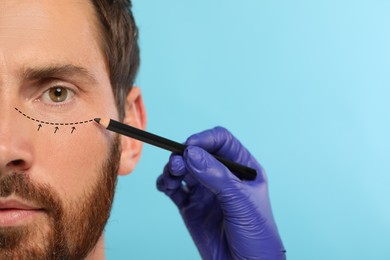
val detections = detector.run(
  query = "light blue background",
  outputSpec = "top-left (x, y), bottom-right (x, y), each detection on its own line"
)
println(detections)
top-left (106, 1), bottom-right (390, 259)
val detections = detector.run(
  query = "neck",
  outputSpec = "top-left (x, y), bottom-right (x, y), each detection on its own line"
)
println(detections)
top-left (85, 235), bottom-right (105, 260)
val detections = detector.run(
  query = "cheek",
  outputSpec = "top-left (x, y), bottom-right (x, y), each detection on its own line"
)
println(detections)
top-left (31, 120), bottom-right (116, 198)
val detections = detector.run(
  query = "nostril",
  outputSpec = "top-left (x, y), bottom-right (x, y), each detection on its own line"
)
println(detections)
top-left (8, 159), bottom-right (25, 167)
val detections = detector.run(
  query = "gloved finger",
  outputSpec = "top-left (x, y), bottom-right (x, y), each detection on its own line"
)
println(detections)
top-left (156, 173), bottom-right (167, 192)
top-left (169, 154), bottom-right (187, 177)
top-left (185, 126), bottom-right (254, 167)
top-left (185, 126), bottom-right (266, 182)
top-left (183, 145), bottom-right (240, 195)
top-left (156, 171), bottom-right (189, 208)
top-left (168, 154), bottom-right (201, 190)
top-left (168, 188), bottom-right (189, 208)
top-left (160, 165), bottom-right (184, 190)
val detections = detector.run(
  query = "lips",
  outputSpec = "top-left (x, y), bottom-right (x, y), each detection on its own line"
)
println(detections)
top-left (0, 200), bottom-right (39, 210)
top-left (0, 199), bottom-right (44, 227)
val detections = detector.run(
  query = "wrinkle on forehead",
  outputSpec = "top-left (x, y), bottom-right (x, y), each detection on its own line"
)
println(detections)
top-left (0, 1), bottom-right (96, 44)
top-left (0, 0), bottom-right (106, 85)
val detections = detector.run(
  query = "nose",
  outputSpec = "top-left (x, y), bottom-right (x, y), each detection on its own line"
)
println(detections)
top-left (0, 107), bottom-right (34, 176)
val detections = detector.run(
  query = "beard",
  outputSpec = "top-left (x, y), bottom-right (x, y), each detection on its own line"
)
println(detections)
top-left (0, 137), bottom-right (121, 259)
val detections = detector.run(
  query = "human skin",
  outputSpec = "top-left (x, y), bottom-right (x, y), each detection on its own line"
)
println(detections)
top-left (0, 1), bottom-right (145, 259)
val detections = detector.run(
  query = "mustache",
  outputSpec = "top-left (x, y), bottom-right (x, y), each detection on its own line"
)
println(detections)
top-left (0, 172), bottom-right (61, 213)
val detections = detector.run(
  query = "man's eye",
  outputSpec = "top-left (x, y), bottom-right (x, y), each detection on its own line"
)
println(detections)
top-left (43, 86), bottom-right (75, 103)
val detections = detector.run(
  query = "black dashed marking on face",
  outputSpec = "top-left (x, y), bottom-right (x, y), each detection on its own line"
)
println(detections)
top-left (15, 107), bottom-right (94, 126)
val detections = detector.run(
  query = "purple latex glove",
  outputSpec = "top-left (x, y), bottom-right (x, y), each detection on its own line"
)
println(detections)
top-left (157, 127), bottom-right (286, 260)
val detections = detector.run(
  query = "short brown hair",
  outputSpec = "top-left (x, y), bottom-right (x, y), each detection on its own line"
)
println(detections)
top-left (91, 0), bottom-right (140, 120)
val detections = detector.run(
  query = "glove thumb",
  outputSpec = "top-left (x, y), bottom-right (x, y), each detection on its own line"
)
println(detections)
top-left (184, 146), bottom-right (239, 195)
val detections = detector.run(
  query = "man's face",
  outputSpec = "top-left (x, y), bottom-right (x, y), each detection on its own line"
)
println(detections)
top-left (0, 1), bottom-right (132, 258)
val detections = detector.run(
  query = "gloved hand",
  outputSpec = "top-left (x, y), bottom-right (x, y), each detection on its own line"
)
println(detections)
top-left (157, 127), bottom-right (286, 260)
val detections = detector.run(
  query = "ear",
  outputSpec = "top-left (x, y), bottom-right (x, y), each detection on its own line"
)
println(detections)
top-left (117, 86), bottom-right (147, 176)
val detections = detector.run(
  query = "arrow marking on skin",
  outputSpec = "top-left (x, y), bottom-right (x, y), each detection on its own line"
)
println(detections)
top-left (54, 127), bottom-right (59, 134)
top-left (71, 127), bottom-right (76, 134)
top-left (37, 124), bottom-right (42, 131)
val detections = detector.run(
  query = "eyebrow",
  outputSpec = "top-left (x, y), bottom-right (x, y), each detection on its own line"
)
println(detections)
top-left (20, 64), bottom-right (98, 84)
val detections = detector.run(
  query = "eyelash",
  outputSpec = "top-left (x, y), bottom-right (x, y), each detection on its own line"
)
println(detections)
top-left (38, 84), bottom-right (77, 108)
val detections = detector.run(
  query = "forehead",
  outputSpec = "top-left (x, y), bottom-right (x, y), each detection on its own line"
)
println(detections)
top-left (0, 0), bottom-right (105, 76)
